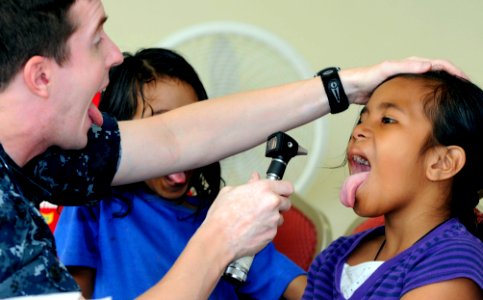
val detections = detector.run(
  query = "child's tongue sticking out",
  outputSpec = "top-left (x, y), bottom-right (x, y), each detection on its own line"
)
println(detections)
top-left (340, 172), bottom-right (370, 208)
top-left (166, 172), bottom-right (187, 185)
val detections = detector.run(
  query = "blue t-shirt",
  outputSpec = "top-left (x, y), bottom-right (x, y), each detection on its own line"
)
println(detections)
top-left (55, 187), bottom-right (305, 300)
top-left (303, 218), bottom-right (483, 299)
top-left (0, 113), bottom-right (120, 297)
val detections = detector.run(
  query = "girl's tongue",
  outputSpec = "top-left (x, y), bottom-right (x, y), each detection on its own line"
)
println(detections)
top-left (166, 172), bottom-right (187, 185)
top-left (340, 172), bottom-right (370, 208)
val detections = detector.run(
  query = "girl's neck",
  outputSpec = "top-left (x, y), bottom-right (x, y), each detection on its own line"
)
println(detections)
top-left (379, 216), bottom-right (450, 260)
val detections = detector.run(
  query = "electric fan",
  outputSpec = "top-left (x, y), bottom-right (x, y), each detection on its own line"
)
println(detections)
top-left (157, 21), bottom-right (328, 196)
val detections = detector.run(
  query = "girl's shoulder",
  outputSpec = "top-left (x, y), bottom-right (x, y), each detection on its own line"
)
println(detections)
top-left (401, 219), bottom-right (483, 292)
top-left (427, 218), bottom-right (482, 248)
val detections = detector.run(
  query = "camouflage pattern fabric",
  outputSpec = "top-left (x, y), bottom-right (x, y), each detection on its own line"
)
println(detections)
top-left (0, 113), bottom-right (120, 297)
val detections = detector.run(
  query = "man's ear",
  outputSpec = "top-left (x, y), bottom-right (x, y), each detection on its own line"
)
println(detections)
top-left (23, 56), bottom-right (51, 98)
top-left (426, 145), bottom-right (466, 181)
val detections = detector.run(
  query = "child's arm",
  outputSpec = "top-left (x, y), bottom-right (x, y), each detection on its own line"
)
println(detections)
top-left (283, 274), bottom-right (308, 300)
top-left (67, 266), bottom-right (95, 300)
top-left (401, 278), bottom-right (482, 300)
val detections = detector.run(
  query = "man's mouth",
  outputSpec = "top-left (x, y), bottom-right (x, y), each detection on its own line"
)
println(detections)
top-left (88, 104), bottom-right (104, 127)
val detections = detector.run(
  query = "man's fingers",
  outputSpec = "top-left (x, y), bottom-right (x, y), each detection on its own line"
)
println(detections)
top-left (279, 196), bottom-right (291, 213)
top-left (265, 179), bottom-right (294, 198)
top-left (248, 172), bottom-right (261, 183)
top-left (404, 56), bottom-right (468, 79)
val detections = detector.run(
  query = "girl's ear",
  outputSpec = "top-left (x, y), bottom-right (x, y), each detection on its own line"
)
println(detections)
top-left (426, 145), bottom-right (466, 181)
top-left (23, 56), bottom-right (51, 98)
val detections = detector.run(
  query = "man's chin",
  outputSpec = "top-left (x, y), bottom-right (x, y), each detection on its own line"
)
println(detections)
top-left (59, 137), bottom-right (88, 151)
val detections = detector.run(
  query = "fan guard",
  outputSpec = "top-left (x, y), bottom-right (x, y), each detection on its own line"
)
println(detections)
top-left (158, 21), bottom-right (328, 195)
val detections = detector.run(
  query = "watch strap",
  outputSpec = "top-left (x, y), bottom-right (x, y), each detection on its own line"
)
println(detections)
top-left (316, 67), bottom-right (349, 114)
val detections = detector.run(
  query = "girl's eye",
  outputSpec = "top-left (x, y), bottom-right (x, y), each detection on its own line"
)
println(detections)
top-left (357, 113), bottom-right (368, 125)
top-left (382, 116), bottom-right (396, 124)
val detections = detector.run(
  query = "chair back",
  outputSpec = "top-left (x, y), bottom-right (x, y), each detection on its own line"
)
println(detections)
top-left (273, 194), bottom-right (331, 270)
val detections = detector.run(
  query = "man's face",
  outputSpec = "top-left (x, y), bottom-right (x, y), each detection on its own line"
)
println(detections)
top-left (49, 0), bottom-right (123, 149)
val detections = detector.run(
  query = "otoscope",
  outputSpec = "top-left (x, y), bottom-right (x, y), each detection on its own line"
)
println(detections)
top-left (223, 131), bottom-right (308, 283)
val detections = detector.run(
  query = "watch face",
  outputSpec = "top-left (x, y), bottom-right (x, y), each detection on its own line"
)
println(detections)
top-left (328, 79), bottom-right (339, 90)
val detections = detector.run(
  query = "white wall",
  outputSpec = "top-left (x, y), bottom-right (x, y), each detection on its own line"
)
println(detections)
top-left (102, 0), bottom-right (483, 240)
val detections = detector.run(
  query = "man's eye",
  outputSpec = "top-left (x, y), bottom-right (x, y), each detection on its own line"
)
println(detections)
top-left (94, 36), bottom-right (103, 46)
top-left (94, 31), bottom-right (105, 46)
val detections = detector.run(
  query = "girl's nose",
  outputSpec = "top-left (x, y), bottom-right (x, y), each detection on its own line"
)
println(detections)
top-left (351, 123), bottom-right (369, 142)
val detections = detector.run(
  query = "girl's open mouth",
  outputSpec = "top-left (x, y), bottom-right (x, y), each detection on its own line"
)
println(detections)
top-left (340, 153), bottom-right (371, 208)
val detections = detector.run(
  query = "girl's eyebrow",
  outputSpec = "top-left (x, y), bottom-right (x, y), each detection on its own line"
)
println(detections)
top-left (378, 101), bottom-right (404, 113)
top-left (361, 102), bottom-right (404, 116)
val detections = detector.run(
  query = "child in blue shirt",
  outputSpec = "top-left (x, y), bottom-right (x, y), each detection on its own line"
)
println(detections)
top-left (55, 48), bottom-right (306, 300)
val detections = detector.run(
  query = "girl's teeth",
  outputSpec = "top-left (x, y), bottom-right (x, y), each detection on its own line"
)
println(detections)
top-left (353, 155), bottom-right (369, 166)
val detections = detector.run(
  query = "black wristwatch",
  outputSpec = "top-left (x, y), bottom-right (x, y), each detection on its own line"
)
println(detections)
top-left (316, 67), bottom-right (349, 114)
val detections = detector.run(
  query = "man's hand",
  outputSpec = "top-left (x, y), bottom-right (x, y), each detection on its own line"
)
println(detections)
top-left (340, 56), bottom-right (467, 106)
top-left (203, 172), bottom-right (293, 259)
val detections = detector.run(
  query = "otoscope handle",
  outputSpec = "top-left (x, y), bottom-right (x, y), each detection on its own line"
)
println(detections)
top-left (266, 158), bottom-right (287, 180)
top-left (223, 131), bottom-right (306, 283)
top-left (223, 173), bottom-right (279, 284)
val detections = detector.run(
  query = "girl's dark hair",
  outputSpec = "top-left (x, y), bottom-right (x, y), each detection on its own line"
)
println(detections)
top-left (100, 48), bottom-right (223, 217)
top-left (388, 71), bottom-right (483, 240)
top-left (0, 0), bottom-right (76, 91)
